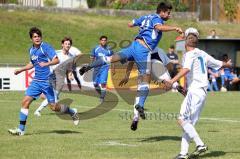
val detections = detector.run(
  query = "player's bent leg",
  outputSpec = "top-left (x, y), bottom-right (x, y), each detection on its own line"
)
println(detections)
top-left (79, 54), bottom-right (122, 75)
top-left (49, 103), bottom-right (79, 126)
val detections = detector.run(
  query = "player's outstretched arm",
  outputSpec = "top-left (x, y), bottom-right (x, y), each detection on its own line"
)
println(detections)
top-left (165, 68), bottom-right (189, 89)
top-left (222, 59), bottom-right (232, 68)
top-left (155, 24), bottom-right (183, 34)
top-left (14, 63), bottom-right (34, 75)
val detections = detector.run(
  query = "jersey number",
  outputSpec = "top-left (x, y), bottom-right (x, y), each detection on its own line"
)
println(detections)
top-left (198, 57), bottom-right (205, 73)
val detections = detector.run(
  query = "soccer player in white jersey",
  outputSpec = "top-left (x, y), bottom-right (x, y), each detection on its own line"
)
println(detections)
top-left (165, 28), bottom-right (232, 159)
top-left (34, 37), bottom-right (81, 116)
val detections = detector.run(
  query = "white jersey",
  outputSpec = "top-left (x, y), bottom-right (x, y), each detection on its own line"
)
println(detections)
top-left (52, 47), bottom-right (80, 70)
top-left (183, 48), bottom-right (222, 91)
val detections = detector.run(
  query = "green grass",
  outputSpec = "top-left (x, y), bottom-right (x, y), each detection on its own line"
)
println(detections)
top-left (0, 91), bottom-right (240, 159)
top-left (1, 9), bottom-right (240, 64)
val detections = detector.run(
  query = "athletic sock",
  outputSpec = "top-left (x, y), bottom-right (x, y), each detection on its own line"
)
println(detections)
top-left (60, 104), bottom-right (75, 116)
top-left (180, 132), bottom-right (191, 155)
top-left (100, 88), bottom-right (106, 99)
top-left (36, 99), bottom-right (48, 112)
top-left (19, 108), bottom-right (29, 131)
top-left (135, 82), bottom-right (149, 108)
top-left (89, 56), bottom-right (109, 68)
top-left (182, 122), bottom-right (204, 146)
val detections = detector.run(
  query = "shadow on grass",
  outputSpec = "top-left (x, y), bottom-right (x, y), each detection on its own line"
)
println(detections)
top-left (29, 130), bottom-right (82, 135)
top-left (141, 135), bottom-right (181, 142)
top-left (200, 151), bottom-right (226, 158)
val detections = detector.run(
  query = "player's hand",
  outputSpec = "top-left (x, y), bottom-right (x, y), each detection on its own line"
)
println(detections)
top-left (14, 69), bottom-right (21, 75)
top-left (39, 62), bottom-right (49, 67)
top-left (118, 77), bottom-right (129, 87)
top-left (176, 27), bottom-right (183, 34)
top-left (163, 80), bottom-right (173, 91)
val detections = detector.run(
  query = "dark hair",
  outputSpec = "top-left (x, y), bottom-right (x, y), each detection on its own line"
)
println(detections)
top-left (99, 35), bottom-right (108, 40)
top-left (170, 44), bottom-right (175, 49)
top-left (61, 37), bottom-right (72, 45)
top-left (29, 27), bottom-right (42, 38)
top-left (186, 34), bottom-right (198, 47)
top-left (156, 2), bottom-right (172, 14)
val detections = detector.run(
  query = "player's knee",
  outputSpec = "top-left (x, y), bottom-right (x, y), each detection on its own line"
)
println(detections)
top-left (21, 98), bottom-right (31, 108)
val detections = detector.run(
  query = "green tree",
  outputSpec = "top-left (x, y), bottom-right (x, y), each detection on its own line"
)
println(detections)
top-left (223, 0), bottom-right (239, 22)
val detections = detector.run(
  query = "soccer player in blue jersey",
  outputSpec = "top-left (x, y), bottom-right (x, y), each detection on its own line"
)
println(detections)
top-left (80, 2), bottom-right (182, 122)
top-left (34, 37), bottom-right (81, 117)
top-left (8, 27), bottom-right (79, 136)
top-left (91, 36), bottom-right (114, 103)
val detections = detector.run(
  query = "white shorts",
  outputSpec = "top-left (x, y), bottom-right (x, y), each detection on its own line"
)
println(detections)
top-left (179, 88), bottom-right (207, 125)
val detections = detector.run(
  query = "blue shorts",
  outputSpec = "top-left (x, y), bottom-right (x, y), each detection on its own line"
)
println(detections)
top-left (119, 41), bottom-right (151, 75)
top-left (25, 80), bottom-right (56, 103)
top-left (93, 67), bottom-right (109, 85)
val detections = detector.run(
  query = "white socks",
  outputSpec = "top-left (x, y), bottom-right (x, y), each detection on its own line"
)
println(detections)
top-left (182, 122), bottom-right (204, 146)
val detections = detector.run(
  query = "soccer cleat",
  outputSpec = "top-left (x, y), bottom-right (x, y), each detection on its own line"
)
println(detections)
top-left (173, 154), bottom-right (189, 159)
top-left (176, 85), bottom-right (187, 97)
top-left (8, 128), bottom-right (24, 136)
top-left (189, 145), bottom-right (208, 158)
top-left (71, 108), bottom-right (79, 126)
top-left (130, 120), bottom-right (138, 131)
top-left (135, 105), bottom-right (146, 120)
top-left (34, 110), bottom-right (41, 117)
top-left (79, 65), bottom-right (91, 76)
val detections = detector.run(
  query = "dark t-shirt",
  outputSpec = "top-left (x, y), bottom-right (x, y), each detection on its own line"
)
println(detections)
top-left (167, 52), bottom-right (178, 69)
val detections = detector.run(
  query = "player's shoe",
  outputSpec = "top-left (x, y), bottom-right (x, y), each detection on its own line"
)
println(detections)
top-left (135, 105), bottom-right (146, 120)
top-left (71, 108), bottom-right (79, 126)
top-left (173, 154), bottom-right (189, 159)
top-left (176, 85), bottom-right (187, 97)
top-left (130, 120), bottom-right (138, 131)
top-left (34, 110), bottom-right (41, 117)
top-left (79, 65), bottom-right (91, 75)
top-left (220, 86), bottom-right (227, 92)
top-left (189, 145), bottom-right (208, 158)
top-left (8, 128), bottom-right (24, 136)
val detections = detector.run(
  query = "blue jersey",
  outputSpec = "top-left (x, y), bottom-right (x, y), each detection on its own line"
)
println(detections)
top-left (91, 45), bottom-right (113, 70)
top-left (133, 14), bottom-right (164, 50)
top-left (224, 67), bottom-right (231, 74)
top-left (29, 42), bottom-right (57, 81)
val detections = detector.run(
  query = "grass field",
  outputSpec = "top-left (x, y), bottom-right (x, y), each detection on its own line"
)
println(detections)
top-left (1, 91), bottom-right (240, 159)
top-left (1, 9), bottom-right (240, 64)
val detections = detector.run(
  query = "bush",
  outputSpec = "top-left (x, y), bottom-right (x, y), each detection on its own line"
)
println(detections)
top-left (7, 0), bottom-right (18, 4)
top-left (44, 0), bottom-right (57, 7)
top-left (87, 0), bottom-right (97, 8)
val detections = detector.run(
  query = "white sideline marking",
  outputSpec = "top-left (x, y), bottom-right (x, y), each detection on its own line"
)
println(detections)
top-left (1, 99), bottom-right (240, 123)
top-left (98, 141), bottom-right (137, 147)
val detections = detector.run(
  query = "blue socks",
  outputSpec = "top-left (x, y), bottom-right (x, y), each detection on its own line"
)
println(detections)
top-left (135, 82), bottom-right (149, 108)
top-left (19, 108), bottom-right (29, 131)
top-left (90, 56), bottom-right (109, 68)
